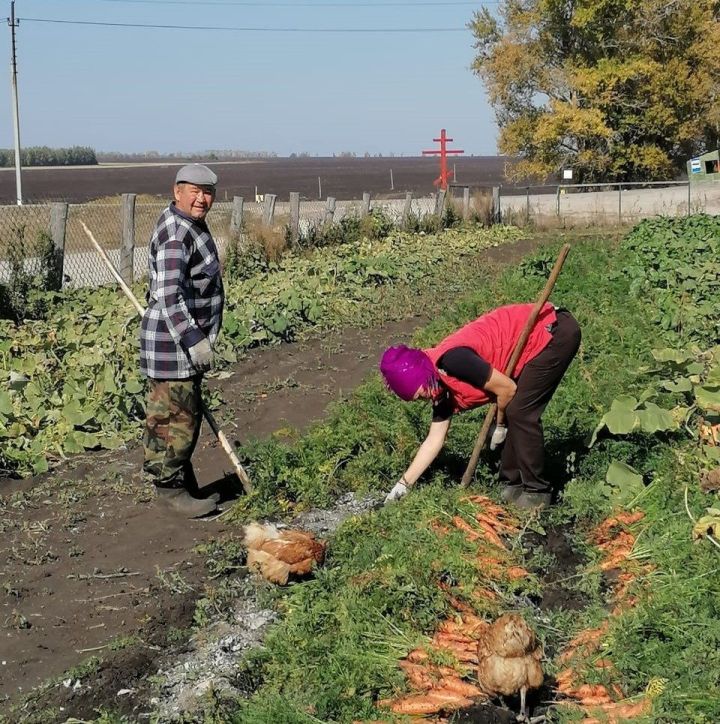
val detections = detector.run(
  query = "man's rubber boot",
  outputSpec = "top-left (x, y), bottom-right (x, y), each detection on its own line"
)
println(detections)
top-left (515, 490), bottom-right (552, 511)
top-left (155, 486), bottom-right (218, 518)
top-left (500, 483), bottom-right (523, 504)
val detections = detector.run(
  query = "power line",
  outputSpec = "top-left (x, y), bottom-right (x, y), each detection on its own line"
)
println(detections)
top-left (20, 17), bottom-right (469, 32)
top-left (96, 0), bottom-right (489, 6)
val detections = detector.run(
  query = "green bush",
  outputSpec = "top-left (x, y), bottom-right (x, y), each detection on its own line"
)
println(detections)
top-left (0, 228), bottom-right (57, 322)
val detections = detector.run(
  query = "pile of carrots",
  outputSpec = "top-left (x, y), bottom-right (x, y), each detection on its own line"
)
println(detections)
top-left (555, 510), bottom-right (653, 723)
top-left (377, 611), bottom-right (488, 716)
top-left (377, 496), bottom-right (529, 718)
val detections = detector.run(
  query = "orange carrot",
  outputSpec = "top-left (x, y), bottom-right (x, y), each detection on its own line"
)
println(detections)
top-left (475, 520), bottom-right (508, 549)
top-left (424, 688), bottom-right (474, 708)
top-left (598, 531), bottom-right (635, 551)
top-left (432, 631), bottom-right (475, 646)
top-left (569, 684), bottom-right (612, 701)
top-left (571, 625), bottom-right (608, 645)
top-left (472, 588), bottom-right (499, 602)
top-left (579, 695), bottom-right (614, 707)
top-left (615, 511), bottom-right (645, 525)
top-left (506, 566), bottom-right (529, 580)
top-left (555, 668), bottom-right (576, 686)
top-left (437, 676), bottom-right (486, 698)
top-left (398, 661), bottom-right (437, 690)
top-left (452, 516), bottom-right (482, 541)
top-left (600, 553), bottom-right (631, 571)
top-left (438, 619), bottom-right (466, 635)
top-left (461, 494), bottom-right (495, 506)
top-left (407, 648), bottom-right (430, 663)
top-left (460, 612), bottom-right (489, 632)
top-left (387, 696), bottom-right (444, 715)
top-left (476, 512), bottom-right (518, 533)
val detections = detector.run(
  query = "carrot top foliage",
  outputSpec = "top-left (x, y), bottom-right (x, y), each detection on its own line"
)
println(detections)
top-left (220, 217), bottom-right (720, 723)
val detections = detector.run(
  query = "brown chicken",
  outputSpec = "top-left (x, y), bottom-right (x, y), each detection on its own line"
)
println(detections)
top-left (243, 522), bottom-right (326, 585)
top-left (476, 613), bottom-right (543, 720)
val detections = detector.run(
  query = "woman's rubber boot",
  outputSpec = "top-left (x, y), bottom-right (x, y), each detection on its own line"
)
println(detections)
top-left (500, 483), bottom-right (523, 504)
top-left (155, 486), bottom-right (218, 518)
top-left (515, 490), bottom-right (552, 511)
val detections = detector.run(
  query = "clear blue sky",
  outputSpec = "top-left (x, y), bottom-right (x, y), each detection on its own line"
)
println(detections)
top-left (0, 0), bottom-right (499, 156)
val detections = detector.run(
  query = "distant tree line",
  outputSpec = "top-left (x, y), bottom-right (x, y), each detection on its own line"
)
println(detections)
top-left (0, 146), bottom-right (98, 167)
top-left (96, 149), bottom-right (277, 162)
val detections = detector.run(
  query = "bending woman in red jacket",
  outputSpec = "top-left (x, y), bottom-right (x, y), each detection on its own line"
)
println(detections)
top-left (379, 303), bottom-right (581, 510)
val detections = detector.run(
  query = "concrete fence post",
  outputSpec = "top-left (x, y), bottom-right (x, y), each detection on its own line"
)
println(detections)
top-left (120, 193), bottom-right (136, 285)
top-left (462, 186), bottom-right (470, 220)
top-left (492, 186), bottom-right (501, 224)
top-left (435, 189), bottom-right (446, 217)
top-left (49, 202), bottom-right (68, 291)
top-left (618, 184), bottom-right (622, 223)
top-left (231, 196), bottom-right (244, 235)
top-left (555, 186), bottom-right (561, 217)
top-left (526, 187), bottom-right (531, 224)
top-left (263, 194), bottom-right (277, 226)
top-left (403, 191), bottom-right (413, 221)
top-left (361, 192), bottom-right (371, 218)
top-left (289, 192), bottom-right (300, 243)
top-left (324, 197), bottom-right (336, 224)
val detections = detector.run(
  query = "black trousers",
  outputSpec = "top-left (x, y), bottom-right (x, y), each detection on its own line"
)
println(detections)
top-left (499, 310), bottom-right (581, 493)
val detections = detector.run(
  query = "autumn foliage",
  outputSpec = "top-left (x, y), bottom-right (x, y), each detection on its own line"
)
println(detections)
top-left (470, 0), bottom-right (720, 182)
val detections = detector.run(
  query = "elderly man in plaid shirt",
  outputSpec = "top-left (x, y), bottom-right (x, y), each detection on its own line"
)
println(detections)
top-left (140, 164), bottom-right (224, 517)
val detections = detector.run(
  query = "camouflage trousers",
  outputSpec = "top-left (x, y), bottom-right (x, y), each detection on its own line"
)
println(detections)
top-left (142, 377), bottom-right (202, 487)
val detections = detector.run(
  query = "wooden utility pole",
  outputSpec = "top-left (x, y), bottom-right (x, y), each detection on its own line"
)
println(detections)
top-left (8, 1), bottom-right (23, 205)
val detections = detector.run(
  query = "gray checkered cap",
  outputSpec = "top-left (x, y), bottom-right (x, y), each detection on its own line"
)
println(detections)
top-left (175, 163), bottom-right (218, 187)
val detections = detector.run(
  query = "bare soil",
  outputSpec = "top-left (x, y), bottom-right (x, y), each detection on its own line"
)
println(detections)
top-left (0, 237), bottom-right (550, 721)
top-left (0, 156), bottom-right (513, 205)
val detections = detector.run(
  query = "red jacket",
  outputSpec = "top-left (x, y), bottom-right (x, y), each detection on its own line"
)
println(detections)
top-left (424, 303), bottom-right (557, 412)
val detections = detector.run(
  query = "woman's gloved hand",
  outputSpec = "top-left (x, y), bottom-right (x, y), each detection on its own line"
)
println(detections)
top-left (489, 423), bottom-right (508, 451)
top-left (384, 479), bottom-right (409, 504)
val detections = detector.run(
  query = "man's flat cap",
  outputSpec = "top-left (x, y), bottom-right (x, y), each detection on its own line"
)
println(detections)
top-left (175, 163), bottom-right (218, 187)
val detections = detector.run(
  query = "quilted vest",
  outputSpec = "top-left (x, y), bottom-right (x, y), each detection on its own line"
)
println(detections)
top-left (424, 303), bottom-right (556, 412)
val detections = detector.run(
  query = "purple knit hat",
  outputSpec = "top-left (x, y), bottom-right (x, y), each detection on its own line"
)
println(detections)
top-left (379, 345), bottom-right (438, 401)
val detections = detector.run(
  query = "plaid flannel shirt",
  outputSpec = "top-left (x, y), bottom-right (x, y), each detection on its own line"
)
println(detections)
top-left (140, 203), bottom-right (224, 379)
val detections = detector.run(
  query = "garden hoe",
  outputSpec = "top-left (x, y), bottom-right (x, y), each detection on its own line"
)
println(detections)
top-left (80, 221), bottom-right (253, 496)
top-left (460, 244), bottom-right (571, 487)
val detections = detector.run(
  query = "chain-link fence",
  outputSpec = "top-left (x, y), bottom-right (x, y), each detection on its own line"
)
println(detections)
top-left (0, 193), bottom-right (444, 291)
top-left (8, 181), bottom-right (708, 294)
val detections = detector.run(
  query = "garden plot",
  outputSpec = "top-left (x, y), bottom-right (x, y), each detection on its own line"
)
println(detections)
top-left (0, 230), bottom-right (541, 720)
top-left (3, 217), bottom-right (718, 723)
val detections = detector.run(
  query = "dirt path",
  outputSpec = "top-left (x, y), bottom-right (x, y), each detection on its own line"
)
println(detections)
top-left (0, 236), bottom-right (545, 718)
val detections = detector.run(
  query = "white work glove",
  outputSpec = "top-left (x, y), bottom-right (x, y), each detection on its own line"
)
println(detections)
top-left (188, 338), bottom-right (214, 372)
top-left (489, 424), bottom-right (507, 451)
top-left (385, 479), bottom-right (409, 504)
